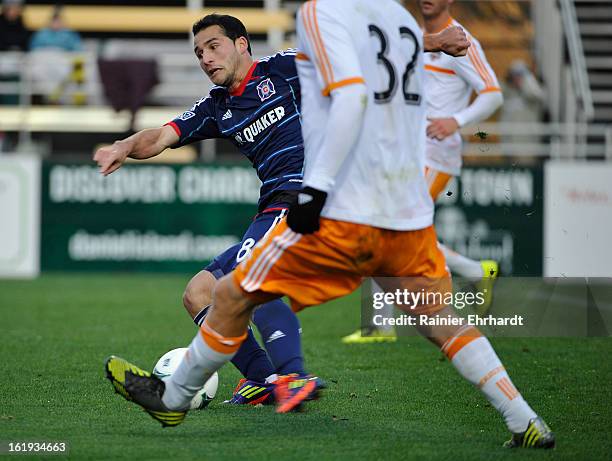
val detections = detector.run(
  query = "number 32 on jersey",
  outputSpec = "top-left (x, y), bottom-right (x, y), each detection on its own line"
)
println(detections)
top-left (369, 24), bottom-right (421, 105)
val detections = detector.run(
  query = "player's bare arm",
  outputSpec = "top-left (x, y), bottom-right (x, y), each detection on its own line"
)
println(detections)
top-left (93, 125), bottom-right (179, 176)
top-left (424, 26), bottom-right (469, 56)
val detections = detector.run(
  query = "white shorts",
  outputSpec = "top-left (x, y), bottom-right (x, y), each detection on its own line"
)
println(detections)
top-left (424, 132), bottom-right (463, 177)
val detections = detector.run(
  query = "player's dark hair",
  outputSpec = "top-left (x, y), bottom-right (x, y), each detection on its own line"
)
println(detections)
top-left (192, 14), bottom-right (252, 55)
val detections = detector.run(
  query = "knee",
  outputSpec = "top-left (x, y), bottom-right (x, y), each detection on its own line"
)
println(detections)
top-left (182, 287), bottom-right (199, 314)
top-left (182, 270), bottom-right (216, 314)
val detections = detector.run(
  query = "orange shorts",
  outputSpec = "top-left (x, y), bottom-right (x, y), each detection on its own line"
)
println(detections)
top-left (233, 218), bottom-right (450, 313)
top-left (425, 167), bottom-right (453, 200)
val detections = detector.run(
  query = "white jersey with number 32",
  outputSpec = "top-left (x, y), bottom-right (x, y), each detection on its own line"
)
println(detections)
top-left (296, 0), bottom-right (433, 231)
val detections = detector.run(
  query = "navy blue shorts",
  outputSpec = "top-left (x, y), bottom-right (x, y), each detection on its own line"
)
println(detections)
top-left (205, 205), bottom-right (288, 279)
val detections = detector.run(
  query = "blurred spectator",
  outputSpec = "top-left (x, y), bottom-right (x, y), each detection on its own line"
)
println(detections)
top-left (500, 60), bottom-right (546, 161)
top-left (501, 61), bottom-right (545, 122)
top-left (500, 60), bottom-right (546, 140)
top-left (28, 5), bottom-right (86, 105)
top-left (0, 0), bottom-right (29, 105)
top-left (0, 0), bottom-right (29, 51)
top-left (30, 5), bottom-right (82, 52)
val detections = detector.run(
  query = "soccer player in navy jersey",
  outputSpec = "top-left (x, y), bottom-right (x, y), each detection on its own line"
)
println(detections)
top-left (94, 14), bottom-right (319, 405)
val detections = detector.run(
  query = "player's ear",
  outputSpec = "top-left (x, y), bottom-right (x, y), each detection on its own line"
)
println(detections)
top-left (235, 36), bottom-right (249, 55)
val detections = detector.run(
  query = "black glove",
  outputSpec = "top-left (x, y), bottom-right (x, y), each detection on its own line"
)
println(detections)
top-left (287, 186), bottom-right (328, 234)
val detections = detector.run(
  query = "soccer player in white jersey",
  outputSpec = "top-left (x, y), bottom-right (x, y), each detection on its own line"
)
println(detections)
top-left (105, 0), bottom-right (554, 449)
top-left (343, 0), bottom-right (504, 344)
top-left (420, 0), bottom-right (503, 286)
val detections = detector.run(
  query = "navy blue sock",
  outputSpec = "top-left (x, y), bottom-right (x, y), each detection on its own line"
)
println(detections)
top-left (193, 306), bottom-right (274, 383)
top-left (252, 299), bottom-right (305, 375)
top-left (230, 327), bottom-right (275, 382)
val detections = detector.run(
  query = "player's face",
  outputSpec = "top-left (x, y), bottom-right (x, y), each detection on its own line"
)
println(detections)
top-left (194, 25), bottom-right (242, 87)
top-left (418, 0), bottom-right (452, 19)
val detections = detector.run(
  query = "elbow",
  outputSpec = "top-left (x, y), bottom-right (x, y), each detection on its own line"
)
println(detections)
top-left (354, 86), bottom-right (369, 117)
top-left (493, 91), bottom-right (504, 110)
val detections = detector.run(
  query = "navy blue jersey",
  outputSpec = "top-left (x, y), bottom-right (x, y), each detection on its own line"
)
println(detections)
top-left (166, 50), bottom-right (304, 210)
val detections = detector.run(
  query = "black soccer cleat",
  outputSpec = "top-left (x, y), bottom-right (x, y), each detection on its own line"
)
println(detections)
top-left (105, 355), bottom-right (187, 427)
top-left (503, 416), bottom-right (555, 449)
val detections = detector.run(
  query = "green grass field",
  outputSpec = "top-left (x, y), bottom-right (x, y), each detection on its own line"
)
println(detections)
top-left (1, 274), bottom-right (611, 460)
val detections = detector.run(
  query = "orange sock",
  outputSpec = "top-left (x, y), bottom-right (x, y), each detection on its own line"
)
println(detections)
top-left (200, 321), bottom-right (247, 355)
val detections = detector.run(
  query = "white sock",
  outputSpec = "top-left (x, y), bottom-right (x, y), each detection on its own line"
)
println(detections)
top-left (446, 335), bottom-right (537, 433)
top-left (162, 329), bottom-right (236, 410)
top-left (439, 243), bottom-right (483, 280)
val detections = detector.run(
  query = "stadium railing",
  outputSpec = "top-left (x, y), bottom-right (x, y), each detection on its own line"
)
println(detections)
top-left (559, 0), bottom-right (595, 126)
top-left (1, 101), bottom-right (610, 160)
top-left (459, 122), bottom-right (611, 159)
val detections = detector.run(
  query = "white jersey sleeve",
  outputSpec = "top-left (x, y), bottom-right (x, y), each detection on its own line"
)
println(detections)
top-left (296, 1), bottom-right (365, 97)
top-left (296, 1), bottom-right (367, 193)
top-left (452, 36), bottom-right (501, 96)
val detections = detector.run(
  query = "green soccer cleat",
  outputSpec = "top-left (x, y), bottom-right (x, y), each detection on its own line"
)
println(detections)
top-left (105, 355), bottom-right (187, 428)
top-left (341, 327), bottom-right (397, 344)
top-left (503, 417), bottom-right (556, 449)
top-left (473, 260), bottom-right (499, 315)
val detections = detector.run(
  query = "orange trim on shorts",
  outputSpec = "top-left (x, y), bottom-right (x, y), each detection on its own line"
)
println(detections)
top-left (441, 326), bottom-right (482, 360)
top-left (199, 322), bottom-right (247, 355)
top-left (425, 64), bottom-right (456, 75)
top-left (231, 270), bottom-right (277, 306)
top-left (321, 77), bottom-right (366, 96)
top-left (296, 52), bottom-right (310, 61)
top-left (425, 167), bottom-right (453, 200)
top-left (233, 219), bottom-right (450, 314)
top-left (241, 227), bottom-right (302, 292)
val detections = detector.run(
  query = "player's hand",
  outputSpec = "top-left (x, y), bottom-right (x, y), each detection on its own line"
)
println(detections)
top-left (435, 26), bottom-right (470, 57)
top-left (427, 117), bottom-right (459, 140)
top-left (93, 142), bottom-right (130, 176)
top-left (287, 186), bottom-right (328, 234)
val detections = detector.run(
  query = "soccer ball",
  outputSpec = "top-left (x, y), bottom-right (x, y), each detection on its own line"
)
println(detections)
top-left (152, 347), bottom-right (219, 410)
